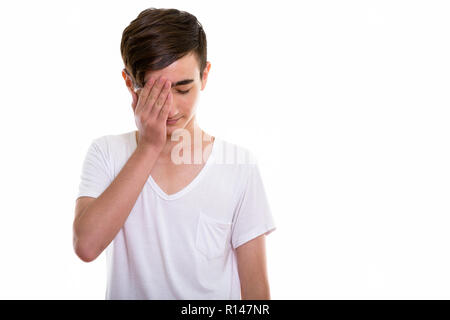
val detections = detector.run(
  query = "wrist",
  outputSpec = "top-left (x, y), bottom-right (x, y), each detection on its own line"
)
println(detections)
top-left (135, 143), bottom-right (161, 158)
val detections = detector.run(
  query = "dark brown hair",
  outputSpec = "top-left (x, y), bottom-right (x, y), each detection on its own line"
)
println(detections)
top-left (120, 8), bottom-right (207, 90)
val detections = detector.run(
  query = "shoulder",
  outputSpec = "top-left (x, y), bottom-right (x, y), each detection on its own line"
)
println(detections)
top-left (87, 131), bottom-right (135, 175)
top-left (213, 137), bottom-right (258, 167)
top-left (212, 137), bottom-right (260, 193)
top-left (91, 130), bottom-right (134, 154)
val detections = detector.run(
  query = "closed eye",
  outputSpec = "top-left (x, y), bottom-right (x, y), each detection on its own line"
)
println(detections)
top-left (177, 89), bottom-right (190, 94)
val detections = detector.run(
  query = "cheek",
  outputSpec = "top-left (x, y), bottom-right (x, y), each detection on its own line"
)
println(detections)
top-left (175, 92), bottom-right (198, 112)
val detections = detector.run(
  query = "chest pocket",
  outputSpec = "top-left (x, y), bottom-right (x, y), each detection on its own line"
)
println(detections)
top-left (195, 211), bottom-right (232, 260)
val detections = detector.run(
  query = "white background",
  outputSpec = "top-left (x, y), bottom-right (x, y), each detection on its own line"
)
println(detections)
top-left (0, 0), bottom-right (449, 299)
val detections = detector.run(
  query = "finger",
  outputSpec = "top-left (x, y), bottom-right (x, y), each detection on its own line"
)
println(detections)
top-left (144, 76), bottom-right (166, 117)
top-left (158, 90), bottom-right (173, 120)
top-left (126, 84), bottom-right (139, 113)
top-left (150, 79), bottom-right (172, 117)
top-left (135, 78), bottom-right (156, 115)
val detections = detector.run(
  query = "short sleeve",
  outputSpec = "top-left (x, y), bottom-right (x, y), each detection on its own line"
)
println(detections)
top-left (77, 138), bottom-right (113, 199)
top-left (231, 161), bottom-right (276, 249)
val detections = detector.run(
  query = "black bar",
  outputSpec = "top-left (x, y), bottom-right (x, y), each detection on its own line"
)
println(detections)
top-left (0, 300), bottom-right (448, 319)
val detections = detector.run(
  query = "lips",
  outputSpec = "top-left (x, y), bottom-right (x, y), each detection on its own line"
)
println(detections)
top-left (166, 117), bottom-right (181, 124)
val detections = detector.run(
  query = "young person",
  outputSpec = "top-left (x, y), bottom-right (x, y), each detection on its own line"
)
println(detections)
top-left (73, 7), bottom-right (276, 300)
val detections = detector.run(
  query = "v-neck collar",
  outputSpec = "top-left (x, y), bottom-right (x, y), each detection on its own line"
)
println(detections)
top-left (130, 130), bottom-right (219, 201)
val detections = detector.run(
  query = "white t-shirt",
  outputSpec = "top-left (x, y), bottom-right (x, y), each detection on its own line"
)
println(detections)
top-left (76, 130), bottom-right (276, 299)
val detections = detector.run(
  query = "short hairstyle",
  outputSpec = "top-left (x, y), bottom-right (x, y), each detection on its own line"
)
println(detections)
top-left (120, 8), bottom-right (207, 90)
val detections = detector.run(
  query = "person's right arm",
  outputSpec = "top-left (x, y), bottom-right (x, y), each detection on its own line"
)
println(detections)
top-left (74, 146), bottom-right (159, 262)
top-left (73, 75), bottom-right (174, 262)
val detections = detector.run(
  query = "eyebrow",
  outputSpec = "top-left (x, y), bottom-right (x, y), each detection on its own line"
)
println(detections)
top-left (171, 79), bottom-right (194, 87)
top-left (141, 78), bottom-right (194, 89)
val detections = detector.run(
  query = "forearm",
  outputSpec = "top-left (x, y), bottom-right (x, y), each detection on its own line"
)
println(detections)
top-left (73, 145), bottom-right (159, 261)
top-left (241, 282), bottom-right (271, 300)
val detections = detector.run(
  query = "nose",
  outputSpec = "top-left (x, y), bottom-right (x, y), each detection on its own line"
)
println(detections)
top-left (167, 108), bottom-right (178, 118)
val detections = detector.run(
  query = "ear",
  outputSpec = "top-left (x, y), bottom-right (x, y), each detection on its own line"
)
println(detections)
top-left (122, 69), bottom-right (138, 112)
top-left (122, 69), bottom-right (134, 89)
top-left (200, 61), bottom-right (211, 91)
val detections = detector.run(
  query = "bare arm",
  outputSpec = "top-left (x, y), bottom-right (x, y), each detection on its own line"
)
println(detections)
top-left (73, 74), bottom-right (174, 262)
top-left (236, 234), bottom-right (271, 299)
top-left (73, 145), bottom-right (159, 262)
